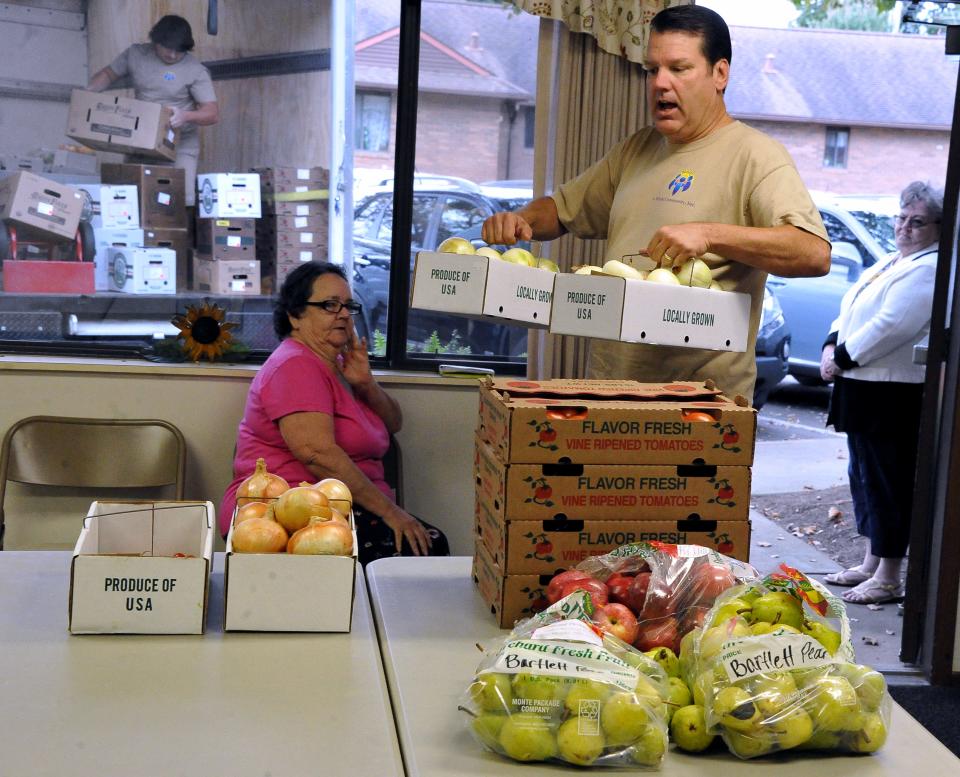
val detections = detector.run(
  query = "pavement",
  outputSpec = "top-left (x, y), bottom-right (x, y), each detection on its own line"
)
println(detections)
top-left (748, 415), bottom-right (919, 681)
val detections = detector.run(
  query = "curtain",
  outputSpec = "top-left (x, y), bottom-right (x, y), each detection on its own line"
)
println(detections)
top-left (514, 0), bottom-right (691, 65)
top-left (526, 18), bottom-right (653, 379)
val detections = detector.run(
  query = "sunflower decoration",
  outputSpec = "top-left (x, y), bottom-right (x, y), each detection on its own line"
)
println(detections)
top-left (171, 301), bottom-right (238, 362)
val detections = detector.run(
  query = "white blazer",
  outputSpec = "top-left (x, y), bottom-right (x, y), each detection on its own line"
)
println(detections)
top-left (829, 243), bottom-right (938, 384)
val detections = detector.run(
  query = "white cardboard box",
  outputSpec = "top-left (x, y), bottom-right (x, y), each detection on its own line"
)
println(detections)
top-left (224, 513), bottom-right (358, 632)
top-left (197, 173), bottom-right (262, 218)
top-left (93, 226), bottom-right (144, 290)
top-left (74, 183), bottom-right (140, 229)
top-left (410, 251), bottom-right (554, 328)
top-left (68, 501), bottom-right (215, 635)
top-left (550, 272), bottom-right (752, 352)
top-left (107, 246), bottom-right (176, 294)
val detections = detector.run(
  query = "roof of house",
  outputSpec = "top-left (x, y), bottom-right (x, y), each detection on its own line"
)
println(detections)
top-left (356, 1), bottom-right (957, 129)
top-left (726, 25), bottom-right (957, 129)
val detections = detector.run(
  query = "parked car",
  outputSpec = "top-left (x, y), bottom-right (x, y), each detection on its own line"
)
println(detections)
top-left (767, 194), bottom-right (897, 384)
top-left (351, 187), bottom-right (791, 407)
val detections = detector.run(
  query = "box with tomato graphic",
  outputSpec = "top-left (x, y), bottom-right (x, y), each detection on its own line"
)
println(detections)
top-left (475, 487), bottom-right (750, 575)
top-left (477, 378), bottom-right (756, 466)
top-left (473, 538), bottom-right (549, 628)
top-left (476, 435), bottom-right (751, 523)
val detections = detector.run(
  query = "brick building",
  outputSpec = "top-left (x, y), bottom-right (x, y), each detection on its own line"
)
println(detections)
top-left (356, 1), bottom-right (955, 196)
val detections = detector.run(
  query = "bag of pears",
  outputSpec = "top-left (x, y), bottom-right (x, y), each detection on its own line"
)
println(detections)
top-left (460, 590), bottom-right (671, 768)
top-left (686, 564), bottom-right (891, 758)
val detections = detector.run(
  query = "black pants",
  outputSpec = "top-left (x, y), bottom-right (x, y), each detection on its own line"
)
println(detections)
top-left (846, 428), bottom-right (919, 558)
top-left (353, 505), bottom-right (450, 566)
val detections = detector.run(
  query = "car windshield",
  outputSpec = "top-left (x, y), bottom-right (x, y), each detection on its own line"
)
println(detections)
top-left (847, 209), bottom-right (896, 253)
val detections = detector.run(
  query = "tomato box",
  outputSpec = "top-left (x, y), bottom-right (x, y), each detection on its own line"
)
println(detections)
top-left (411, 251), bottom-right (555, 328)
top-left (473, 538), bottom-right (548, 629)
top-left (197, 173), bottom-right (262, 219)
top-left (550, 272), bottom-right (752, 351)
top-left (476, 435), bottom-right (751, 522)
top-left (68, 501), bottom-right (215, 635)
top-left (0, 171), bottom-right (84, 240)
top-left (477, 377), bottom-right (757, 466)
top-left (475, 489), bottom-right (751, 574)
top-left (223, 510), bottom-right (358, 632)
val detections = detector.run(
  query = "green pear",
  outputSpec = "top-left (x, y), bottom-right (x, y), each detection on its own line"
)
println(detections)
top-left (836, 663), bottom-right (886, 711)
top-left (801, 619), bottom-right (842, 654)
top-left (771, 708), bottom-right (813, 750)
top-left (511, 673), bottom-right (567, 704)
top-left (470, 673), bottom-right (514, 712)
top-left (800, 728), bottom-right (843, 750)
top-left (749, 592), bottom-right (804, 630)
top-left (628, 724), bottom-right (668, 766)
top-left (644, 646), bottom-right (680, 678)
top-left (671, 704), bottom-right (716, 752)
top-left (725, 729), bottom-right (773, 759)
top-left (556, 717), bottom-right (605, 766)
top-left (804, 676), bottom-right (860, 731)
top-left (436, 236), bottom-right (476, 254)
top-left (710, 598), bottom-right (753, 627)
top-left (746, 672), bottom-right (798, 717)
top-left (699, 620), bottom-right (751, 662)
top-left (601, 692), bottom-right (650, 747)
top-left (471, 713), bottom-right (507, 749)
top-left (498, 712), bottom-right (558, 762)
top-left (665, 676), bottom-right (693, 725)
top-left (713, 685), bottom-right (759, 732)
top-left (846, 711), bottom-right (887, 753)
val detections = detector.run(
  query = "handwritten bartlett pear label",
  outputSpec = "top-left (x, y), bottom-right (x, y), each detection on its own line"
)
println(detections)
top-left (719, 633), bottom-right (836, 683)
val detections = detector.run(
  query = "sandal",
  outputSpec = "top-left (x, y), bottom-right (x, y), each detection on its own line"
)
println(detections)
top-left (824, 567), bottom-right (873, 587)
top-left (841, 579), bottom-right (904, 605)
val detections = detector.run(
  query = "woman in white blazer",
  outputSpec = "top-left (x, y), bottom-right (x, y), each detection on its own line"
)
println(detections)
top-left (820, 181), bottom-right (942, 604)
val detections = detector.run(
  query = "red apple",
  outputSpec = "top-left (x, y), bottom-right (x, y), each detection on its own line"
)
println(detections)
top-left (625, 571), bottom-right (651, 613)
top-left (684, 562), bottom-right (736, 608)
top-left (546, 569), bottom-right (591, 604)
top-left (593, 603), bottom-right (639, 644)
top-left (606, 573), bottom-right (634, 606)
top-left (634, 617), bottom-right (681, 653)
top-left (640, 582), bottom-right (677, 619)
top-left (680, 606), bottom-right (708, 635)
top-left (560, 577), bottom-right (609, 609)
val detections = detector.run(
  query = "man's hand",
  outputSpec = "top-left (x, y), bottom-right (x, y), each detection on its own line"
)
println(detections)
top-left (820, 344), bottom-right (838, 383)
top-left (648, 223), bottom-right (713, 269)
top-left (481, 212), bottom-right (533, 246)
top-left (169, 106), bottom-right (188, 129)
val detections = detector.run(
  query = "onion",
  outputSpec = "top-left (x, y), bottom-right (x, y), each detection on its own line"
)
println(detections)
top-left (287, 517), bottom-right (354, 556)
top-left (232, 516), bottom-right (288, 553)
top-left (234, 501), bottom-right (271, 526)
top-left (305, 506), bottom-right (349, 526)
top-left (237, 458), bottom-right (289, 506)
top-left (315, 478), bottom-right (353, 515)
top-left (274, 485), bottom-right (329, 535)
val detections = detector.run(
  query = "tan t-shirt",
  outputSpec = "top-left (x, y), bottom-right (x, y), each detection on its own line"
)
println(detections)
top-left (553, 120), bottom-right (828, 400)
top-left (110, 43), bottom-right (216, 154)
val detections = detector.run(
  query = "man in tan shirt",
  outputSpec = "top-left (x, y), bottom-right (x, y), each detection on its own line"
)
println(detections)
top-left (482, 5), bottom-right (831, 400)
top-left (88, 15), bottom-right (219, 207)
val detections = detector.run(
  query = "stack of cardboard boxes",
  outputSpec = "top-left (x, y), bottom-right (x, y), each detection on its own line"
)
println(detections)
top-left (253, 166), bottom-right (329, 293)
top-left (471, 377), bottom-right (757, 627)
top-left (193, 172), bottom-right (262, 295)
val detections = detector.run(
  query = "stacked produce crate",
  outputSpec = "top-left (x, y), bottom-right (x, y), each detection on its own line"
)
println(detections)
top-left (252, 166), bottom-right (328, 293)
top-left (193, 172), bottom-right (262, 295)
top-left (472, 377), bottom-right (757, 627)
top-left (101, 163), bottom-right (186, 292)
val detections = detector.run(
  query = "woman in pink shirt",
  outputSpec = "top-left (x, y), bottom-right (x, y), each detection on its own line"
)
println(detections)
top-left (221, 262), bottom-right (448, 563)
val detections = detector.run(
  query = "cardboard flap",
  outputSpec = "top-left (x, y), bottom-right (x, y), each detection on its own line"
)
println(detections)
top-left (484, 377), bottom-right (724, 402)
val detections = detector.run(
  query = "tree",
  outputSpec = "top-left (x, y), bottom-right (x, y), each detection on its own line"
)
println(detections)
top-left (791, 0), bottom-right (894, 31)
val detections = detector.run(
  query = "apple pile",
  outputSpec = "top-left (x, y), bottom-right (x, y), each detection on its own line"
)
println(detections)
top-left (232, 458), bottom-right (355, 556)
top-left (461, 591), bottom-right (671, 768)
top-left (681, 569), bottom-right (891, 758)
top-left (575, 258), bottom-right (724, 290)
top-left (544, 544), bottom-right (755, 656)
top-left (436, 236), bottom-right (559, 272)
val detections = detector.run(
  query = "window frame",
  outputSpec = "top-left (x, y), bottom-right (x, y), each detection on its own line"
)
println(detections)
top-left (823, 125), bottom-right (850, 169)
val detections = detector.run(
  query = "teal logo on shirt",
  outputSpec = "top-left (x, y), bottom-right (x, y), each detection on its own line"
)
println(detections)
top-left (668, 170), bottom-right (695, 196)
top-left (163, 71), bottom-right (175, 81)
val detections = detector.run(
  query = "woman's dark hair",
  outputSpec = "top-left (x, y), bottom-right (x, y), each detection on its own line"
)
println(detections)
top-left (273, 261), bottom-right (349, 338)
top-left (651, 5), bottom-right (732, 67)
top-left (149, 15), bottom-right (195, 53)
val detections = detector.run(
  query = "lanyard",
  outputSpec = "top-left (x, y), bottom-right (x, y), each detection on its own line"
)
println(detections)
top-left (848, 248), bottom-right (936, 306)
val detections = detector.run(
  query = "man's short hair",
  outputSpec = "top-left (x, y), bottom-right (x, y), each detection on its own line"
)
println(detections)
top-left (149, 15), bottom-right (195, 53)
top-left (651, 5), bottom-right (732, 67)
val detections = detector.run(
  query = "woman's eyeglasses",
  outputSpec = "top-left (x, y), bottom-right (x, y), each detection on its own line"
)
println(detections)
top-left (894, 215), bottom-right (938, 230)
top-left (304, 299), bottom-right (363, 315)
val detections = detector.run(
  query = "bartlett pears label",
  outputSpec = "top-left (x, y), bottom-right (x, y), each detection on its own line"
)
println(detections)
top-left (718, 632), bottom-right (837, 683)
